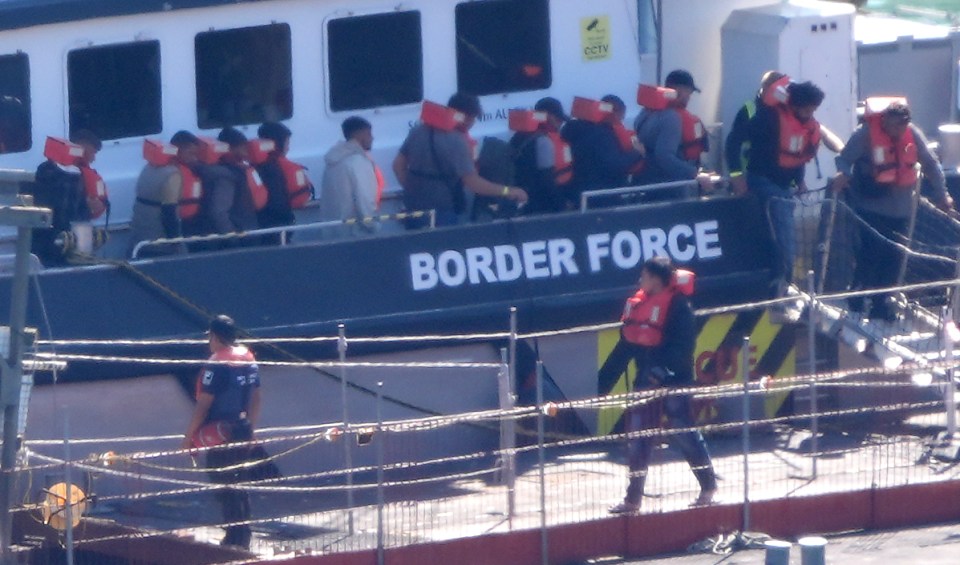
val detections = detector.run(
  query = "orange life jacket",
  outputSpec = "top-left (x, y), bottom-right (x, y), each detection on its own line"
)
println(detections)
top-left (421, 100), bottom-right (468, 132)
top-left (677, 109), bottom-right (707, 161)
top-left (762, 76), bottom-right (791, 108)
top-left (78, 164), bottom-right (108, 220)
top-left (371, 157), bottom-right (385, 208)
top-left (508, 109), bottom-right (547, 133)
top-left (143, 139), bottom-right (178, 167)
top-left (777, 106), bottom-right (821, 169)
top-left (865, 117), bottom-right (917, 188)
top-left (620, 270), bottom-right (695, 347)
top-left (636, 84), bottom-right (678, 110)
top-left (571, 96), bottom-right (615, 124)
top-left (611, 122), bottom-right (646, 175)
top-left (277, 156), bottom-right (313, 209)
top-left (245, 166), bottom-right (269, 211)
top-left (546, 131), bottom-right (574, 185)
top-left (177, 164), bottom-right (202, 220)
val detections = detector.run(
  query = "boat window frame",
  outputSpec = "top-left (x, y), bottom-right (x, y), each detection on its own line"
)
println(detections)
top-left (194, 22), bottom-right (294, 130)
top-left (454, 0), bottom-right (553, 97)
top-left (0, 51), bottom-right (32, 154)
top-left (66, 39), bottom-right (163, 141)
top-left (324, 9), bottom-right (425, 113)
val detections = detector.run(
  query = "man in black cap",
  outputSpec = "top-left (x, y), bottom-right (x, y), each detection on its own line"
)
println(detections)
top-left (183, 314), bottom-right (261, 549)
top-left (510, 97), bottom-right (574, 214)
top-left (393, 92), bottom-right (527, 228)
top-left (635, 69), bottom-right (714, 195)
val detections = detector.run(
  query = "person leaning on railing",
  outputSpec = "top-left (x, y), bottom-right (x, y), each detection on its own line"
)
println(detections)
top-left (833, 98), bottom-right (954, 322)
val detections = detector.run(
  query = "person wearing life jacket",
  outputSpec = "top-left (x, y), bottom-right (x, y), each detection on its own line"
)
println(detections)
top-left (509, 97), bottom-right (573, 214)
top-left (634, 70), bottom-right (714, 196)
top-left (182, 315), bottom-right (261, 550)
top-left (746, 81), bottom-right (825, 291)
top-left (194, 127), bottom-right (259, 247)
top-left (23, 129), bottom-right (106, 266)
top-left (129, 130), bottom-right (201, 257)
top-left (596, 257), bottom-right (717, 514)
top-left (393, 92), bottom-right (528, 229)
top-left (320, 116), bottom-right (382, 238)
top-left (561, 94), bottom-right (644, 202)
top-left (255, 121), bottom-right (308, 243)
top-left (833, 99), bottom-right (954, 321)
top-left (727, 71), bottom-right (846, 197)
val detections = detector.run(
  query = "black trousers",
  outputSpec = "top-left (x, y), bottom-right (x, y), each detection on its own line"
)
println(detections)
top-left (597, 339), bottom-right (716, 504)
top-left (853, 209), bottom-right (908, 309)
top-left (206, 422), bottom-right (254, 548)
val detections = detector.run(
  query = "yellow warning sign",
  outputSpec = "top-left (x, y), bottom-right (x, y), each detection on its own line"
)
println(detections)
top-left (581, 16), bottom-right (611, 62)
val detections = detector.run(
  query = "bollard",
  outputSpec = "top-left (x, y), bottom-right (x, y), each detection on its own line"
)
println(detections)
top-left (764, 539), bottom-right (792, 565)
top-left (799, 536), bottom-right (828, 565)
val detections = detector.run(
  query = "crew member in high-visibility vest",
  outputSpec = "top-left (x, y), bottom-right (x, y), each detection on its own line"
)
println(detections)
top-left (727, 71), bottom-right (845, 197)
top-left (509, 97), bottom-right (573, 214)
top-left (393, 92), bottom-right (528, 229)
top-left (320, 116), bottom-right (382, 238)
top-left (834, 99), bottom-right (954, 321)
top-left (25, 129), bottom-right (105, 266)
top-left (130, 130), bottom-right (201, 257)
top-left (635, 69), bottom-right (714, 196)
top-left (183, 315), bottom-right (261, 549)
top-left (197, 127), bottom-right (260, 244)
top-left (598, 257), bottom-right (717, 514)
top-left (746, 80), bottom-right (825, 292)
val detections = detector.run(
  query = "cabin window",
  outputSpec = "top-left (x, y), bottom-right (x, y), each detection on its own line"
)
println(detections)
top-left (68, 42), bottom-right (162, 140)
top-left (455, 0), bottom-right (552, 96)
top-left (195, 24), bottom-right (293, 129)
top-left (0, 53), bottom-right (31, 154)
top-left (327, 11), bottom-right (423, 111)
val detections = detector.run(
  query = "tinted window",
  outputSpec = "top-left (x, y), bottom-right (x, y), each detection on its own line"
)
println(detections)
top-left (455, 0), bottom-right (552, 96)
top-left (196, 24), bottom-right (293, 128)
top-left (328, 11), bottom-right (423, 111)
top-left (68, 42), bottom-right (162, 140)
top-left (0, 52), bottom-right (31, 153)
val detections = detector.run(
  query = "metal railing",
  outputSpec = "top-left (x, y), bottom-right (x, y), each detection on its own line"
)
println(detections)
top-left (131, 209), bottom-right (437, 259)
top-left (579, 176), bottom-right (725, 212)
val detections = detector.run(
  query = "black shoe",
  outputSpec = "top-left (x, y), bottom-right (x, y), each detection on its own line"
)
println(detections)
top-left (868, 303), bottom-right (897, 322)
top-left (847, 295), bottom-right (865, 313)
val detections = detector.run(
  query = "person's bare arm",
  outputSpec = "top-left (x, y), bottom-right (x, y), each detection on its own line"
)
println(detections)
top-left (461, 173), bottom-right (528, 204)
top-left (820, 124), bottom-right (845, 153)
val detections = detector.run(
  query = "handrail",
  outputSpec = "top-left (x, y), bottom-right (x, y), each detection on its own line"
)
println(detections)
top-left (579, 176), bottom-right (726, 212)
top-left (131, 209), bottom-right (436, 259)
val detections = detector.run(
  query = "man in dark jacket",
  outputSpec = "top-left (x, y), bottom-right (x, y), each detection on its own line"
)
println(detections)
top-left (26, 130), bottom-right (102, 266)
top-left (510, 97), bottom-right (571, 214)
top-left (197, 127), bottom-right (258, 247)
top-left (255, 122), bottom-right (297, 242)
top-left (599, 257), bottom-right (717, 514)
top-left (562, 94), bottom-right (644, 203)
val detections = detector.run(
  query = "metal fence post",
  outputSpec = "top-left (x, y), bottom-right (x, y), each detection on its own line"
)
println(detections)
top-left (536, 360), bottom-right (548, 565)
top-left (498, 348), bottom-right (516, 527)
top-left (63, 416), bottom-right (74, 565)
top-left (896, 184), bottom-right (919, 286)
top-left (807, 270), bottom-right (819, 479)
top-left (816, 190), bottom-right (839, 295)
top-left (943, 307), bottom-right (957, 437)
top-left (338, 324), bottom-right (355, 536)
top-left (741, 335), bottom-right (751, 533)
top-left (509, 307), bottom-right (518, 403)
top-left (376, 382), bottom-right (385, 565)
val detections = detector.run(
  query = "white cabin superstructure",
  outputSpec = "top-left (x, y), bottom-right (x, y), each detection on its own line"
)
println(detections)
top-left (0, 0), bottom-right (651, 227)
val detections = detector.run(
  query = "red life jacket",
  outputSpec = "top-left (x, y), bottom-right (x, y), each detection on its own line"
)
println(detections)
top-left (546, 131), bottom-right (574, 185)
top-left (762, 76), bottom-right (791, 107)
top-left (277, 156), bottom-right (313, 209)
top-left (508, 109), bottom-right (547, 133)
top-left (620, 269), bottom-right (695, 347)
top-left (78, 164), bottom-right (108, 219)
top-left (245, 166), bottom-right (269, 211)
top-left (143, 139), bottom-right (178, 167)
top-left (421, 100), bottom-right (468, 132)
top-left (177, 164), bottom-right (202, 220)
top-left (777, 106), bottom-right (821, 169)
top-left (610, 122), bottom-right (646, 175)
top-left (636, 84), bottom-right (678, 110)
top-left (863, 97), bottom-right (918, 189)
top-left (677, 109), bottom-right (707, 161)
top-left (571, 96), bottom-right (615, 123)
top-left (370, 156), bottom-right (385, 208)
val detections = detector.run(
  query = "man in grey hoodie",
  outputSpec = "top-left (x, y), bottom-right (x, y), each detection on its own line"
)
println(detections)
top-left (320, 116), bottom-right (380, 237)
